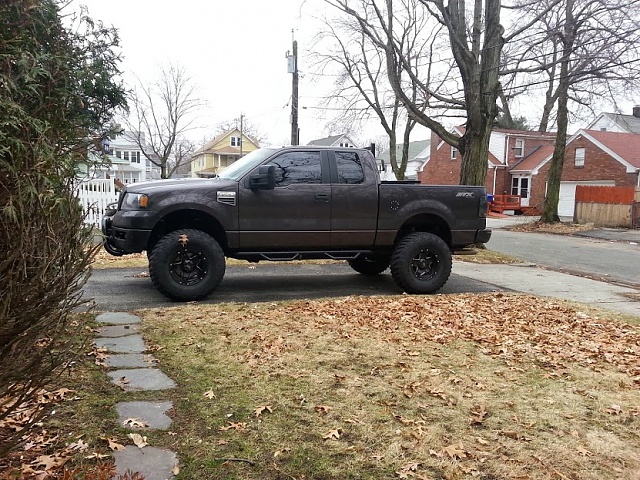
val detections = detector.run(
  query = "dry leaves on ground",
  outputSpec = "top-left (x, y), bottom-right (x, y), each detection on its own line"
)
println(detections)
top-left (505, 221), bottom-right (595, 235)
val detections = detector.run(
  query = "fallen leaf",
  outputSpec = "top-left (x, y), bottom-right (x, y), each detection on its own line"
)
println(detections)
top-left (254, 405), bottom-right (273, 417)
top-left (106, 438), bottom-right (126, 451)
top-left (576, 446), bottom-right (593, 457)
top-left (123, 418), bottom-right (148, 428)
top-left (443, 443), bottom-right (467, 459)
top-left (323, 429), bottom-right (341, 440)
top-left (172, 465), bottom-right (180, 475)
top-left (219, 421), bottom-right (247, 431)
top-left (85, 452), bottom-right (110, 459)
top-left (314, 405), bottom-right (332, 414)
top-left (203, 389), bottom-right (216, 399)
top-left (274, 447), bottom-right (291, 457)
top-left (128, 433), bottom-right (148, 448)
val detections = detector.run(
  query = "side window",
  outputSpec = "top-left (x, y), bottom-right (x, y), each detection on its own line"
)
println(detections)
top-left (335, 151), bottom-right (364, 184)
top-left (272, 151), bottom-right (322, 187)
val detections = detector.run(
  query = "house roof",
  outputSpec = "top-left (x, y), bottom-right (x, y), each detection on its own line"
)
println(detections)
top-left (529, 129), bottom-right (640, 174)
top-left (378, 139), bottom-right (430, 162)
top-left (193, 129), bottom-right (259, 156)
top-left (509, 144), bottom-right (555, 172)
top-left (593, 112), bottom-right (640, 134)
top-left (307, 133), bottom-right (358, 147)
top-left (583, 130), bottom-right (640, 169)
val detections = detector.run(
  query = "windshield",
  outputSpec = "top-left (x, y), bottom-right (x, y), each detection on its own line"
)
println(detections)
top-left (218, 148), bottom-right (277, 181)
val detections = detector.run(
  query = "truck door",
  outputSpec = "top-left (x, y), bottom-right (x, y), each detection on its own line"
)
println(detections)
top-left (238, 150), bottom-right (331, 249)
top-left (330, 150), bottom-right (378, 247)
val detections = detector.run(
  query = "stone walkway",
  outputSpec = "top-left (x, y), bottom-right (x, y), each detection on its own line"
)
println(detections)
top-left (95, 312), bottom-right (179, 480)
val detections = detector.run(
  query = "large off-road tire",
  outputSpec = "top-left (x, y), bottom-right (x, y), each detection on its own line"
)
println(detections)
top-left (348, 254), bottom-right (390, 275)
top-left (390, 232), bottom-right (452, 294)
top-left (149, 229), bottom-right (225, 301)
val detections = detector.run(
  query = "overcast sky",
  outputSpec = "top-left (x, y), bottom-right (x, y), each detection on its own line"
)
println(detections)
top-left (67, 0), bottom-right (362, 147)
top-left (65, 1), bottom-right (629, 149)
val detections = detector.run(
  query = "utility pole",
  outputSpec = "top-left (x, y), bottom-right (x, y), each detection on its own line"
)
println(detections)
top-left (287, 30), bottom-right (299, 146)
top-left (239, 113), bottom-right (244, 158)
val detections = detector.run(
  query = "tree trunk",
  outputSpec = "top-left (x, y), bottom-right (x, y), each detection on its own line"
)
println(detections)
top-left (388, 135), bottom-right (398, 180)
top-left (459, 124), bottom-right (492, 186)
top-left (540, 0), bottom-right (573, 223)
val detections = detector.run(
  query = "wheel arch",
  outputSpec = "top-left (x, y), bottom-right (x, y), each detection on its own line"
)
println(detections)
top-left (395, 213), bottom-right (452, 247)
top-left (147, 209), bottom-right (228, 255)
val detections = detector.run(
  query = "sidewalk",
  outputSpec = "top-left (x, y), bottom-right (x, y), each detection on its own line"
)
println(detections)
top-left (480, 216), bottom-right (640, 317)
top-left (455, 261), bottom-right (640, 318)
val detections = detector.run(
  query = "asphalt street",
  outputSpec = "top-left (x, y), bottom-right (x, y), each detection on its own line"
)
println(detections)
top-left (488, 228), bottom-right (640, 287)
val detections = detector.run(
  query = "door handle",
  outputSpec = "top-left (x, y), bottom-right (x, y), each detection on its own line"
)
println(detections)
top-left (314, 193), bottom-right (329, 203)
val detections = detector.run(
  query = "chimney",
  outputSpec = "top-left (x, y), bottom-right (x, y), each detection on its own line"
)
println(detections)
top-left (633, 106), bottom-right (640, 118)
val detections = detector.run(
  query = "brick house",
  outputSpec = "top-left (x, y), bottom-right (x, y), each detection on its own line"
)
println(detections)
top-left (528, 130), bottom-right (640, 216)
top-left (419, 125), bottom-right (640, 217)
top-left (419, 127), bottom-right (556, 212)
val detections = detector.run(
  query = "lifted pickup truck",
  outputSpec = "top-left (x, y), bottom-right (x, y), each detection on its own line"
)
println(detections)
top-left (102, 146), bottom-right (491, 301)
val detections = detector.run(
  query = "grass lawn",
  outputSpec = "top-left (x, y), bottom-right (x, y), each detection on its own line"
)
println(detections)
top-left (6, 293), bottom-right (638, 479)
top-left (91, 248), bottom-right (523, 270)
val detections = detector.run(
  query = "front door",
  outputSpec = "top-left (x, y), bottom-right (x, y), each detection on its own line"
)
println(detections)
top-left (238, 150), bottom-right (331, 249)
top-left (511, 176), bottom-right (530, 207)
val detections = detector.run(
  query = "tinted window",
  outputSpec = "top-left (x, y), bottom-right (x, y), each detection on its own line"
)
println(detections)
top-left (272, 151), bottom-right (322, 186)
top-left (335, 151), bottom-right (364, 184)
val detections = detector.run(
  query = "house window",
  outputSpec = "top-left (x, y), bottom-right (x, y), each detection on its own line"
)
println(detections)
top-left (122, 151), bottom-right (130, 162)
top-left (514, 139), bottom-right (524, 158)
top-left (230, 136), bottom-right (242, 147)
top-left (115, 150), bottom-right (121, 159)
top-left (339, 142), bottom-right (353, 148)
top-left (451, 147), bottom-right (458, 160)
top-left (574, 147), bottom-right (585, 167)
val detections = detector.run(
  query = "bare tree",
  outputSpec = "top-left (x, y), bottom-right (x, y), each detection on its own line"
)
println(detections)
top-left (503, 0), bottom-right (640, 221)
top-left (326, 0), bottom-right (518, 185)
top-left (126, 65), bottom-right (202, 178)
top-left (311, 4), bottom-right (434, 179)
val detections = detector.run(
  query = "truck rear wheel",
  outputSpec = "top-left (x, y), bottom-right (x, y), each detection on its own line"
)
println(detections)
top-left (149, 229), bottom-right (225, 301)
top-left (390, 232), bottom-right (451, 294)
top-left (348, 254), bottom-right (390, 275)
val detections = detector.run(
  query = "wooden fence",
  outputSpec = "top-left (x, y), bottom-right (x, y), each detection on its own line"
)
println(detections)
top-left (574, 185), bottom-right (640, 228)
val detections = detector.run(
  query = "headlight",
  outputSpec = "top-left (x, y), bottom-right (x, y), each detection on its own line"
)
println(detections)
top-left (120, 193), bottom-right (149, 210)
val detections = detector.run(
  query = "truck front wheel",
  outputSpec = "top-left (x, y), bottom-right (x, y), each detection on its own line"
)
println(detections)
top-left (348, 254), bottom-right (390, 275)
top-left (390, 232), bottom-right (452, 294)
top-left (149, 229), bottom-right (225, 301)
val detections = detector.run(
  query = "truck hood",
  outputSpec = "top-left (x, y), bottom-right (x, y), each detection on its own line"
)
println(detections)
top-left (124, 177), bottom-right (236, 194)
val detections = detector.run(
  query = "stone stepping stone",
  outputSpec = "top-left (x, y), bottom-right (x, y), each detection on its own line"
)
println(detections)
top-left (108, 368), bottom-right (176, 391)
top-left (105, 353), bottom-right (158, 369)
top-left (95, 335), bottom-right (146, 354)
top-left (95, 312), bottom-right (141, 325)
top-left (116, 401), bottom-right (173, 430)
top-left (113, 446), bottom-right (177, 480)
top-left (97, 324), bottom-right (141, 337)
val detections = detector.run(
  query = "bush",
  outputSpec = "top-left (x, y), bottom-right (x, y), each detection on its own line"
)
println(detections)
top-left (0, 0), bottom-right (126, 453)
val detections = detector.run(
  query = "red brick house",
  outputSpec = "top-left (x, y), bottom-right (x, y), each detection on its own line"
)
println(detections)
top-left (419, 127), bottom-right (556, 211)
top-left (529, 130), bottom-right (640, 216)
top-left (419, 126), bottom-right (640, 217)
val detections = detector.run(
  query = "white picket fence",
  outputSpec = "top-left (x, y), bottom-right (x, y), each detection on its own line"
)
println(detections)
top-left (76, 178), bottom-right (119, 227)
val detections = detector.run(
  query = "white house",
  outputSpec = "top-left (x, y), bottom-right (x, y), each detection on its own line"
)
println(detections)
top-left (87, 131), bottom-right (161, 184)
top-left (587, 107), bottom-right (640, 133)
top-left (307, 133), bottom-right (359, 148)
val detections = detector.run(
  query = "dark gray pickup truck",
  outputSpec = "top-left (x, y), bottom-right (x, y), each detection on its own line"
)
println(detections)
top-left (102, 146), bottom-right (491, 301)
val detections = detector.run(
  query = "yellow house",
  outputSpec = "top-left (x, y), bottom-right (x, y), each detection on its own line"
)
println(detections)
top-left (190, 128), bottom-right (260, 177)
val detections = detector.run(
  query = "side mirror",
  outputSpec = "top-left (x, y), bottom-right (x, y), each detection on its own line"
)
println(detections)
top-left (250, 164), bottom-right (276, 190)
